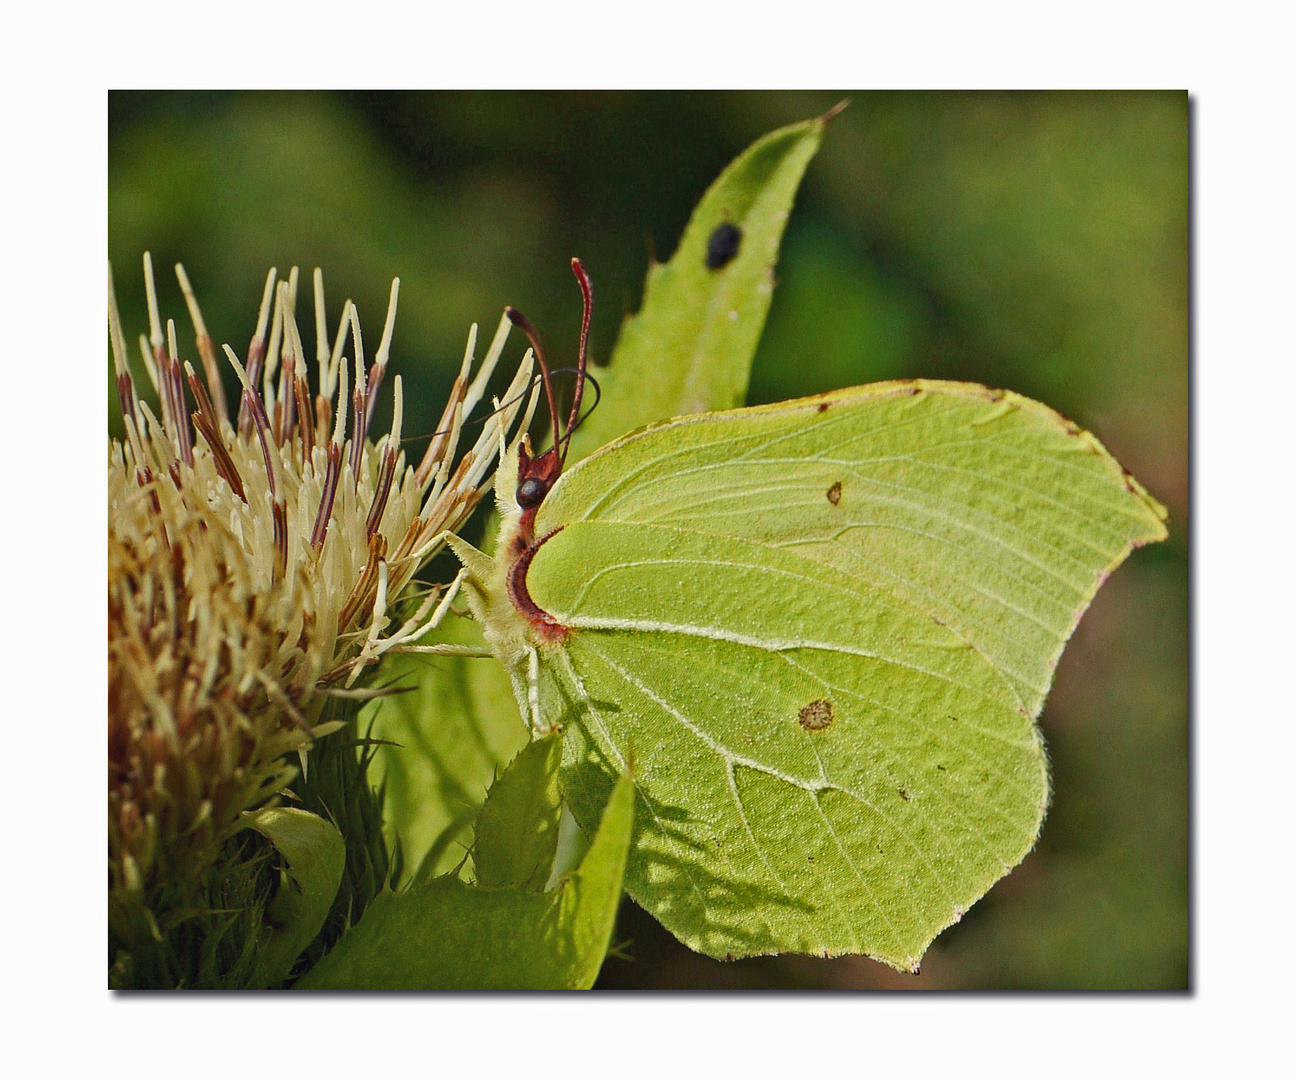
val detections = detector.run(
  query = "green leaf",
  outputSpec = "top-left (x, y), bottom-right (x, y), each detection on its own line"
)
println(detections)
top-left (361, 614), bottom-right (527, 885)
top-left (568, 110), bottom-right (831, 462)
top-left (472, 735), bottom-right (564, 890)
top-left (507, 380), bottom-right (1169, 970)
top-left (295, 765), bottom-right (635, 990)
top-left (241, 807), bottom-right (346, 987)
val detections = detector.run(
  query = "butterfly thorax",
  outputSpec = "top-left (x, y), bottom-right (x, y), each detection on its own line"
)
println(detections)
top-left (504, 440), bottom-right (569, 643)
top-left (451, 436), bottom-right (568, 686)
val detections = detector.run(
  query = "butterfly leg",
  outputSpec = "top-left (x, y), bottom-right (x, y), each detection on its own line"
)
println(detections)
top-left (398, 642), bottom-right (494, 657)
top-left (526, 645), bottom-right (551, 736)
top-left (383, 569), bottom-right (492, 658)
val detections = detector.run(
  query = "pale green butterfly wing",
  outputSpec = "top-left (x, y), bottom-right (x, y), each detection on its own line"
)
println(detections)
top-left (529, 522), bottom-right (1044, 966)
top-left (525, 380), bottom-right (1166, 967)
top-left (539, 380), bottom-right (1169, 720)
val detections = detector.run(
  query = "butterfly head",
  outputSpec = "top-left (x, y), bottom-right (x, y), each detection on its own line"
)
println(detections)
top-left (503, 257), bottom-right (593, 540)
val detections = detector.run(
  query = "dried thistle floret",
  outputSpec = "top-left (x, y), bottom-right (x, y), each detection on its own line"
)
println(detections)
top-left (108, 256), bottom-right (536, 909)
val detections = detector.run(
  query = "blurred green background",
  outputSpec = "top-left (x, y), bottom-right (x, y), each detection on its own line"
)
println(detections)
top-left (109, 90), bottom-right (1188, 990)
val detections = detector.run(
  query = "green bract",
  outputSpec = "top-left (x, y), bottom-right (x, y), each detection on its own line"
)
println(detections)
top-left (241, 808), bottom-right (346, 987)
top-left (297, 757), bottom-right (634, 990)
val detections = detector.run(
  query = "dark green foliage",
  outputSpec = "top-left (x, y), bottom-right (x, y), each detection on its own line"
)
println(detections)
top-left (472, 737), bottom-right (564, 890)
top-left (109, 699), bottom-right (397, 989)
top-left (109, 830), bottom-right (276, 990)
top-left (297, 766), bottom-right (634, 990)
top-left (283, 701), bottom-right (403, 983)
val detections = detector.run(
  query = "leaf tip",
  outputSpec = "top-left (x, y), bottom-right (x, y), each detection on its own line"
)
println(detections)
top-left (821, 98), bottom-right (851, 124)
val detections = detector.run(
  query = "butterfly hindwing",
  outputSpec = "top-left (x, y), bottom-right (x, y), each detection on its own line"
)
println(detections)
top-left (529, 520), bottom-right (1047, 965)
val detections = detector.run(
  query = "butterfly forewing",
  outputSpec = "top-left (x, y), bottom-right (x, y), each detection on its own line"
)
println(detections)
top-left (538, 380), bottom-right (1167, 718)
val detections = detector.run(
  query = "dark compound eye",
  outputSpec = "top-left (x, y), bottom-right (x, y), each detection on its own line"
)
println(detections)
top-left (705, 222), bottom-right (742, 270)
top-left (516, 477), bottom-right (548, 509)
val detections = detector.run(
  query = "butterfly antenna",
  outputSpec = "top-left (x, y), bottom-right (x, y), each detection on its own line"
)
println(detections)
top-left (561, 369), bottom-right (601, 437)
top-left (505, 306), bottom-right (563, 458)
top-left (399, 374), bottom-right (546, 447)
top-left (564, 257), bottom-right (593, 465)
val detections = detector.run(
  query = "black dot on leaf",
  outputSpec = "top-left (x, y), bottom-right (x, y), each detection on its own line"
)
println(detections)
top-left (706, 222), bottom-right (742, 270)
top-left (826, 481), bottom-right (842, 506)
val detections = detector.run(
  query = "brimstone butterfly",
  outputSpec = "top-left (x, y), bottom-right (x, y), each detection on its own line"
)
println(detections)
top-left (449, 260), bottom-right (1168, 970)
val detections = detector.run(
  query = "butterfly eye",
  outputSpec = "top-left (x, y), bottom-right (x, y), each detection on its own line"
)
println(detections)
top-left (516, 477), bottom-right (548, 509)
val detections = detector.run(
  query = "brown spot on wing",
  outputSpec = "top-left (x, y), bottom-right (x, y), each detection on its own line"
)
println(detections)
top-left (797, 698), bottom-right (834, 732)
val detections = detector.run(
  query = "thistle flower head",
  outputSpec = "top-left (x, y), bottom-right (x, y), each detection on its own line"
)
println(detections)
top-left (108, 255), bottom-right (537, 909)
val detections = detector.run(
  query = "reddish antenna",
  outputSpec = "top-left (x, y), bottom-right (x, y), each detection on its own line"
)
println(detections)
top-left (505, 256), bottom-right (592, 467)
top-left (564, 257), bottom-right (592, 465)
top-left (504, 305), bottom-right (562, 461)
top-left (503, 258), bottom-right (595, 535)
